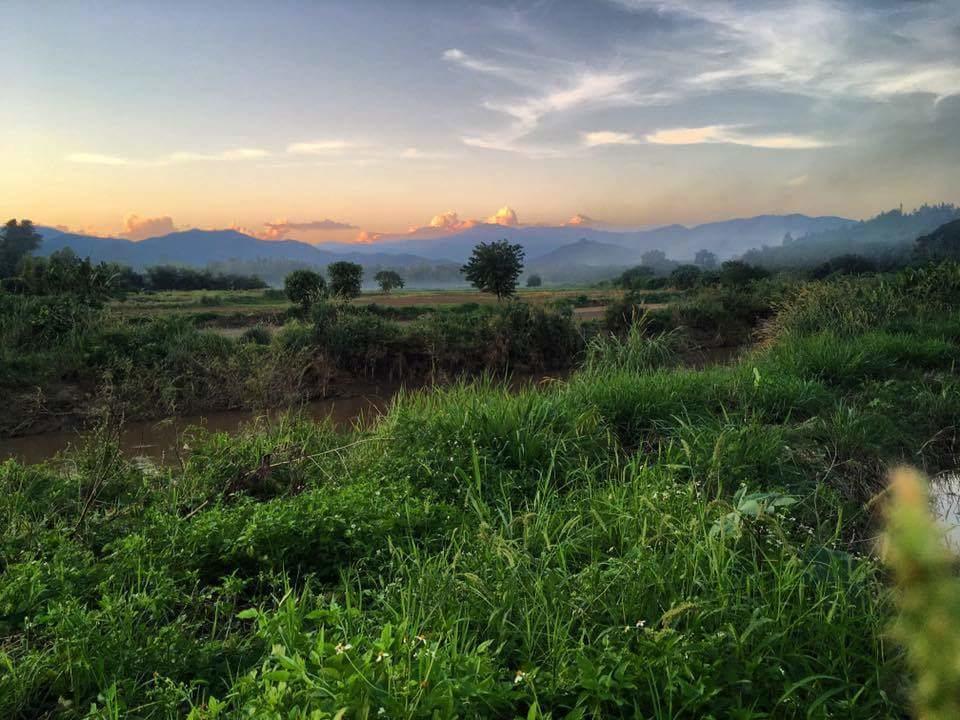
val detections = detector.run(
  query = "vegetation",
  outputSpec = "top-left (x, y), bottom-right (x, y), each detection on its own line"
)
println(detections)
top-left (327, 261), bottom-right (363, 299)
top-left (0, 219), bottom-right (42, 278)
top-left (5, 261), bottom-right (960, 716)
top-left (284, 269), bottom-right (327, 310)
top-left (374, 269), bottom-right (404, 293)
top-left (461, 240), bottom-right (525, 300)
top-left (526, 273), bottom-right (542, 288)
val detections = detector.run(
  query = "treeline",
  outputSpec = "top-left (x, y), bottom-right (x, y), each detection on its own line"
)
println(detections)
top-left (1, 220), bottom-right (267, 297)
top-left (741, 203), bottom-right (960, 269)
top-left (611, 209), bottom-right (960, 293)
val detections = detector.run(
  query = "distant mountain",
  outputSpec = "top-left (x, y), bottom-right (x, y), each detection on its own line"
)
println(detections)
top-left (529, 238), bottom-right (641, 270)
top-left (35, 227), bottom-right (439, 271)
top-left (34, 212), bottom-right (854, 283)
top-left (741, 204), bottom-right (960, 268)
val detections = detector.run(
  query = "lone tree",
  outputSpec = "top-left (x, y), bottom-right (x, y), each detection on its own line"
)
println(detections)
top-left (284, 269), bottom-right (326, 309)
top-left (0, 219), bottom-right (42, 278)
top-left (327, 261), bottom-right (363, 298)
top-left (461, 240), bottom-right (525, 300)
top-left (374, 269), bottom-right (404, 293)
top-left (669, 264), bottom-right (702, 290)
top-left (526, 273), bottom-right (542, 288)
top-left (694, 249), bottom-right (717, 269)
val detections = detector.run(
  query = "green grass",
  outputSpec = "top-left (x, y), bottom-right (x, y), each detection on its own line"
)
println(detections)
top-left (4, 264), bottom-right (960, 716)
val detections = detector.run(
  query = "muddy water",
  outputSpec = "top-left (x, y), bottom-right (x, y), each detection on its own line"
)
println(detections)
top-left (0, 385), bottom-right (398, 465)
top-left (0, 373), bottom-right (568, 465)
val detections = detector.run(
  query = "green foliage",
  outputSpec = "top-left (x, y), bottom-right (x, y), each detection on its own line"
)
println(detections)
top-left (461, 240), bottom-right (525, 300)
top-left (284, 269), bottom-right (326, 309)
top-left (6, 264), bottom-right (960, 717)
top-left (810, 254), bottom-right (877, 280)
top-left (584, 314), bottom-right (678, 374)
top-left (327, 261), bottom-right (363, 299)
top-left (0, 218), bottom-right (42, 278)
top-left (883, 468), bottom-right (960, 720)
top-left (526, 273), bottom-right (542, 287)
top-left (669, 263), bottom-right (702, 289)
top-left (373, 269), bottom-right (404, 293)
top-left (719, 260), bottom-right (770, 287)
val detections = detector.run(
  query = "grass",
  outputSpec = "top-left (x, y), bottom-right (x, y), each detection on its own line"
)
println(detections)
top-left (4, 264), bottom-right (960, 716)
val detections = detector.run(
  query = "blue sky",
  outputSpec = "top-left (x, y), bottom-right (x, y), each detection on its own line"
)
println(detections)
top-left (2, 0), bottom-right (958, 242)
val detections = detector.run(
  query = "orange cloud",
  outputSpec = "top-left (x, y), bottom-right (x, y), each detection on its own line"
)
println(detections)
top-left (355, 230), bottom-right (384, 243)
top-left (120, 214), bottom-right (177, 240)
top-left (564, 213), bottom-right (595, 226)
top-left (424, 210), bottom-right (478, 232)
top-left (486, 206), bottom-right (520, 226)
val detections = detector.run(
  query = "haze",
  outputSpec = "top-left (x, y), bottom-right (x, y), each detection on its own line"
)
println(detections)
top-left (2, 0), bottom-right (959, 243)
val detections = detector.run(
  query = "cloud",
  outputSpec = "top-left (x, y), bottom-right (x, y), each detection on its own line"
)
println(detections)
top-left (443, 48), bottom-right (510, 77)
top-left (355, 230), bottom-right (384, 243)
top-left (426, 210), bottom-right (477, 232)
top-left (455, 60), bottom-right (653, 154)
top-left (67, 153), bottom-right (131, 166)
top-left (486, 206), bottom-right (520, 226)
top-left (565, 214), bottom-right (596, 226)
top-left (614, 0), bottom-right (960, 102)
top-left (67, 148), bottom-right (270, 166)
top-left (120, 214), bottom-right (177, 241)
top-left (582, 131), bottom-right (639, 147)
top-left (262, 218), bottom-right (357, 238)
top-left (645, 125), bottom-right (833, 149)
top-left (786, 174), bottom-right (809, 187)
top-left (287, 140), bottom-right (354, 155)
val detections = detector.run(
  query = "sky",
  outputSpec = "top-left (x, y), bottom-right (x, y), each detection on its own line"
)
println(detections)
top-left (2, 0), bottom-right (959, 243)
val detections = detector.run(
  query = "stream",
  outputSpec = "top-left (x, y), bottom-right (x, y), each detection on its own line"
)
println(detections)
top-left (0, 374), bottom-right (567, 465)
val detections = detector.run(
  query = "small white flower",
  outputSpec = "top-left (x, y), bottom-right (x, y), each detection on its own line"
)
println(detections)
top-left (514, 670), bottom-right (527, 685)
top-left (375, 650), bottom-right (390, 663)
top-left (335, 642), bottom-right (352, 655)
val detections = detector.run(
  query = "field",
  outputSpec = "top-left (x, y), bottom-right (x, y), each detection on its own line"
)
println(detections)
top-left (3, 264), bottom-right (960, 717)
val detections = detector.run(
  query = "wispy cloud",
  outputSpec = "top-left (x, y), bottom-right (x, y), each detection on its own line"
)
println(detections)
top-left (67, 153), bottom-right (132, 166)
top-left (286, 140), bottom-right (355, 155)
top-left (582, 131), bottom-right (640, 147)
top-left (645, 125), bottom-right (833, 150)
top-left (260, 218), bottom-right (357, 239)
top-left (614, 0), bottom-right (960, 102)
top-left (67, 148), bottom-right (270, 166)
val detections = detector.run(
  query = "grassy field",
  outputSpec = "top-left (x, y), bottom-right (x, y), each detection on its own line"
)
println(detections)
top-left (4, 264), bottom-right (960, 716)
top-left (109, 287), bottom-right (633, 317)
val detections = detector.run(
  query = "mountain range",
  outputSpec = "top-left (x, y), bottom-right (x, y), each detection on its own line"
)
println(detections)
top-left (36, 213), bottom-right (854, 282)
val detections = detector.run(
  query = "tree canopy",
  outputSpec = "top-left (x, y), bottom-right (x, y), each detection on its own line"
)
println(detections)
top-left (284, 269), bottom-right (326, 308)
top-left (374, 270), bottom-right (404, 293)
top-left (328, 261), bottom-right (363, 298)
top-left (0, 219), bottom-right (42, 278)
top-left (461, 240), bottom-right (525, 300)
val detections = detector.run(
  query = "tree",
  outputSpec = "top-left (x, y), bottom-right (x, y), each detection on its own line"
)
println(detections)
top-left (0, 219), bottom-right (42, 278)
top-left (640, 249), bottom-right (667, 267)
top-left (327, 261), bottom-right (363, 298)
top-left (618, 265), bottom-right (655, 290)
top-left (811, 254), bottom-right (877, 280)
top-left (526, 274), bottom-right (542, 288)
top-left (669, 264), bottom-right (702, 290)
top-left (694, 249), bottom-right (717, 269)
top-left (719, 260), bottom-right (769, 287)
top-left (374, 269), bottom-right (404, 293)
top-left (284, 269), bottom-right (326, 308)
top-left (461, 240), bottom-right (525, 300)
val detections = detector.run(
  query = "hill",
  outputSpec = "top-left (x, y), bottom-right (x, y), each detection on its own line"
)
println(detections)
top-left (741, 204), bottom-right (960, 268)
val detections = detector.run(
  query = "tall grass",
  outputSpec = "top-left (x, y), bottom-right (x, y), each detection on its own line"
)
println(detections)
top-left (4, 265), bottom-right (960, 716)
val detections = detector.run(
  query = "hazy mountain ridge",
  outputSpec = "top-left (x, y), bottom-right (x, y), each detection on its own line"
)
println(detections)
top-left (36, 213), bottom-right (853, 279)
top-left (741, 204), bottom-right (960, 268)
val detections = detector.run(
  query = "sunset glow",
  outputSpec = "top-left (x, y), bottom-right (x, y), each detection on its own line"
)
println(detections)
top-left (2, 0), bottom-right (958, 243)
